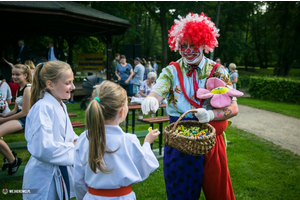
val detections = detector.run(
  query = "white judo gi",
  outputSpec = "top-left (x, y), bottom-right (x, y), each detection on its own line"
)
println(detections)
top-left (74, 125), bottom-right (159, 200)
top-left (23, 92), bottom-right (79, 200)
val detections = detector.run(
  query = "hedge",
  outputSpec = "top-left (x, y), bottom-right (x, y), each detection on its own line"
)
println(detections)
top-left (236, 75), bottom-right (251, 89)
top-left (248, 76), bottom-right (300, 103)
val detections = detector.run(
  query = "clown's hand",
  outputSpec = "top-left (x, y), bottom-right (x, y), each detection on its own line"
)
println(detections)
top-left (141, 96), bottom-right (159, 115)
top-left (195, 108), bottom-right (214, 123)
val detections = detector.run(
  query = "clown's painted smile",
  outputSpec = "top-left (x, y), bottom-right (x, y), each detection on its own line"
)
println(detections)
top-left (179, 42), bottom-right (203, 65)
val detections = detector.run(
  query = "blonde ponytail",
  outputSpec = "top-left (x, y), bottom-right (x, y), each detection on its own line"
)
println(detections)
top-left (86, 81), bottom-right (127, 173)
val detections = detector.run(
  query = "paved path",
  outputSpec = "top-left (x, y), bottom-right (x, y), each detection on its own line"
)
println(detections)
top-left (230, 104), bottom-right (300, 155)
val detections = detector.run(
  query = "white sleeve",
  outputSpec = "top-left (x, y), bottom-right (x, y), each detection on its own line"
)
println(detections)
top-left (5, 83), bottom-right (12, 100)
top-left (26, 111), bottom-right (75, 166)
top-left (74, 147), bottom-right (88, 200)
top-left (129, 136), bottom-right (159, 181)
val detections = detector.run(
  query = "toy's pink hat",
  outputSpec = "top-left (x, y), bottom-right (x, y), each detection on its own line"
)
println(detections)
top-left (197, 78), bottom-right (244, 108)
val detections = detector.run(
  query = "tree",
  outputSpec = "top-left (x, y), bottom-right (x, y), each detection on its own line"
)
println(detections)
top-left (265, 2), bottom-right (300, 76)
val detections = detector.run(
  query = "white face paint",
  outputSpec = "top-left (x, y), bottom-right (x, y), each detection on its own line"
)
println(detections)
top-left (179, 42), bottom-right (204, 65)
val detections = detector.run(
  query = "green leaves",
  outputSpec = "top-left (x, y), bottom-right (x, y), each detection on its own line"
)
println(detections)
top-left (249, 76), bottom-right (300, 103)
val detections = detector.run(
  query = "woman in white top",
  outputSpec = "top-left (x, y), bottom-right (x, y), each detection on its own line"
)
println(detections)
top-left (0, 74), bottom-right (12, 114)
top-left (23, 61), bottom-right (78, 200)
top-left (74, 80), bottom-right (160, 200)
top-left (0, 64), bottom-right (32, 175)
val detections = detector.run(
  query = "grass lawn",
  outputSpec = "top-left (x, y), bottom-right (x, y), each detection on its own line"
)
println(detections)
top-left (1, 100), bottom-right (300, 199)
top-left (237, 97), bottom-right (300, 119)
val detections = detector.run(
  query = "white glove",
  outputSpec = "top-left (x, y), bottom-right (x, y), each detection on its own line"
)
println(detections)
top-left (141, 97), bottom-right (159, 115)
top-left (195, 108), bottom-right (214, 123)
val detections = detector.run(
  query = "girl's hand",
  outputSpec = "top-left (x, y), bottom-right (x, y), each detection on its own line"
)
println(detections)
top-left (144, 128), bottom-right (160, 144)
top-left (73, 138), bottom-right (78, 145)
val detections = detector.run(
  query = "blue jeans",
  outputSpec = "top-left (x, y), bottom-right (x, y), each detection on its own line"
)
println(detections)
top-left (119, 81), bottom-right (133, 97)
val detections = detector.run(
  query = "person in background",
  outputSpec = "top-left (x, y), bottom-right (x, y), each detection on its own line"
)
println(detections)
top-left (137, 72), bottom-right (157, 118)
top-left (46, 42), bottom-right (62, 61)
top-left (115, 55), bottom-right (134, 97)
top-left (144, 61), bottom-right (153, 80)
top-left (0, 73), bottom-right (12, 114)
top-left (8, 79), bottom-right (19, 102)
top-left (111, 53), bottom-right (120, 82)
top-left (132, 57), bottom-right (145, 97)
top-left (151, 59), bottom-right (158, 74)
top-left (73, 80), bottom-right (159, 199)
top-left (0, 64), bottom-right (32, 175)
top-left (24, 60), bottom-right (35, 77)
top-left (17, 40), bottom-right (29, 64)
top-left (229, 63), bottom-right (239, 89)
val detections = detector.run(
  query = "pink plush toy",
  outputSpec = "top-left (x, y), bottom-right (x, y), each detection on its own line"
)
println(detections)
top-left (197, 78), bottom-right (244, 108)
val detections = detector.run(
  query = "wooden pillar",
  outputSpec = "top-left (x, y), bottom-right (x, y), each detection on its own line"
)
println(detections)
top-left (100, 35), bottom-right (113, 81)
top-left (106, 35), bottom-right (112, 81)
top-left (65, 36), bottom-right (77, 68)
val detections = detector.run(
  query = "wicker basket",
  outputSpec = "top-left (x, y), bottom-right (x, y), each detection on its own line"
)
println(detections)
top-left (163, 110), bottom-right (216, 156)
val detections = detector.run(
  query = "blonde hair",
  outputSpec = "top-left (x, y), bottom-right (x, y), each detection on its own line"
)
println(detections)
top-left (86, 80), bottom-right (127, 174)
top-left (30, 61), bottom-right (71, 107)
top-left (24, 60), bottom-right (35, 70)
top-left (229, 63), bottom-right (238, 72)
top-left (13, 64), bottom-right (32, 84)
top-left (146, 61), bottom-right (153, 72)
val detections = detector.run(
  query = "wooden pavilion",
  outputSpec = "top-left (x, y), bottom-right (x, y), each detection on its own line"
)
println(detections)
top-left (0, 1), bottom-right (131, 80)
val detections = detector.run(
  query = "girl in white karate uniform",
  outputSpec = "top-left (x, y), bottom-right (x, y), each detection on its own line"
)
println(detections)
top-left (23, 61), bottom-right (78, 200)
top-left (74, 81), bottom-right (160, 200)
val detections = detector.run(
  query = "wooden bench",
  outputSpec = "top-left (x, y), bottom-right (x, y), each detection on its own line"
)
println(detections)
top-left (68, 112), bottom-right (77, 117)
top-left (137, 116), bottom-right (169, 155)
top-left (11, 120), bottom-right (84, 135)
top-left (126, 103), bottom-right (166, 134)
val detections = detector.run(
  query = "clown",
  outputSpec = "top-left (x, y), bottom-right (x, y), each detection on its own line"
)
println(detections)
top-left (141, 13), bottom-right (237, 200)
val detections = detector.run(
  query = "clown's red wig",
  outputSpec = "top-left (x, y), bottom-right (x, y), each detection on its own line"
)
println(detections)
top-left (168, 12), bottom-right (219, 53)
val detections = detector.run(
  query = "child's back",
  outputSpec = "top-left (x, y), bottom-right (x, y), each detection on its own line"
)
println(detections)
top-left (73, 80), bottom-right (160, 199)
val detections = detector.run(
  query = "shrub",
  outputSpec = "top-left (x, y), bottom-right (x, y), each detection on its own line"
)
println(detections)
top-left (248, 76), bottom-right (300, 103)
top-left (236, 75), bottom-right (251, 89)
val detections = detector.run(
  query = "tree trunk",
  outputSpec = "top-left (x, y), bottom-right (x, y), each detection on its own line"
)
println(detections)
top-left (160, 3), bottom-right (168, 70)
top-left (210, 1), bottom-right (221, 60)
top-left (65, 37), bottom-right (77, 68)
top-left (244, 14), bottom-right (250, 71)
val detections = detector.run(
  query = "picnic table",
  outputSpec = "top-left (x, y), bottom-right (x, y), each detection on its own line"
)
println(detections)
top-left (137, 115), bottom-right (169, 155)
top-left (126, 103), bottom-right (166, 134)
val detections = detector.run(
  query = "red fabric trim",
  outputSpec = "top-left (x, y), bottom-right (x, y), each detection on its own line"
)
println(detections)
top-left (170, 62), bottom-right (221, 109)
top-left (88, 185), bottom-right (132, 197)
top-left (170, 62), bottom-right (202, 108)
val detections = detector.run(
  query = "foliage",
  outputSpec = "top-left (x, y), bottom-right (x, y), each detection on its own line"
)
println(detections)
top-left (236, 75), bottom-right (251, 89)
top-left (72, 37), bottom-right (105, 65)
top-left (4, 2), bottom-right (300, 77)
top-left (248, 76), bottom-right (300, 103)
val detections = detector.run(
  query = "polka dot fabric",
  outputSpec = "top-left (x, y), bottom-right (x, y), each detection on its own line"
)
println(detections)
top-left (164, 116), bottom-right (205, 199)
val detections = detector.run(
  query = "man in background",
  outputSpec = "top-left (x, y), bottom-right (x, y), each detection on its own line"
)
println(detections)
top-left (16, 40), bottom-right (29, 64)
top-left (132, 57), bottom-right (145, 97)
top-left (111, 53), bottom-right (120, 82)
top-left (46, 42), bottom-right (62, 61)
